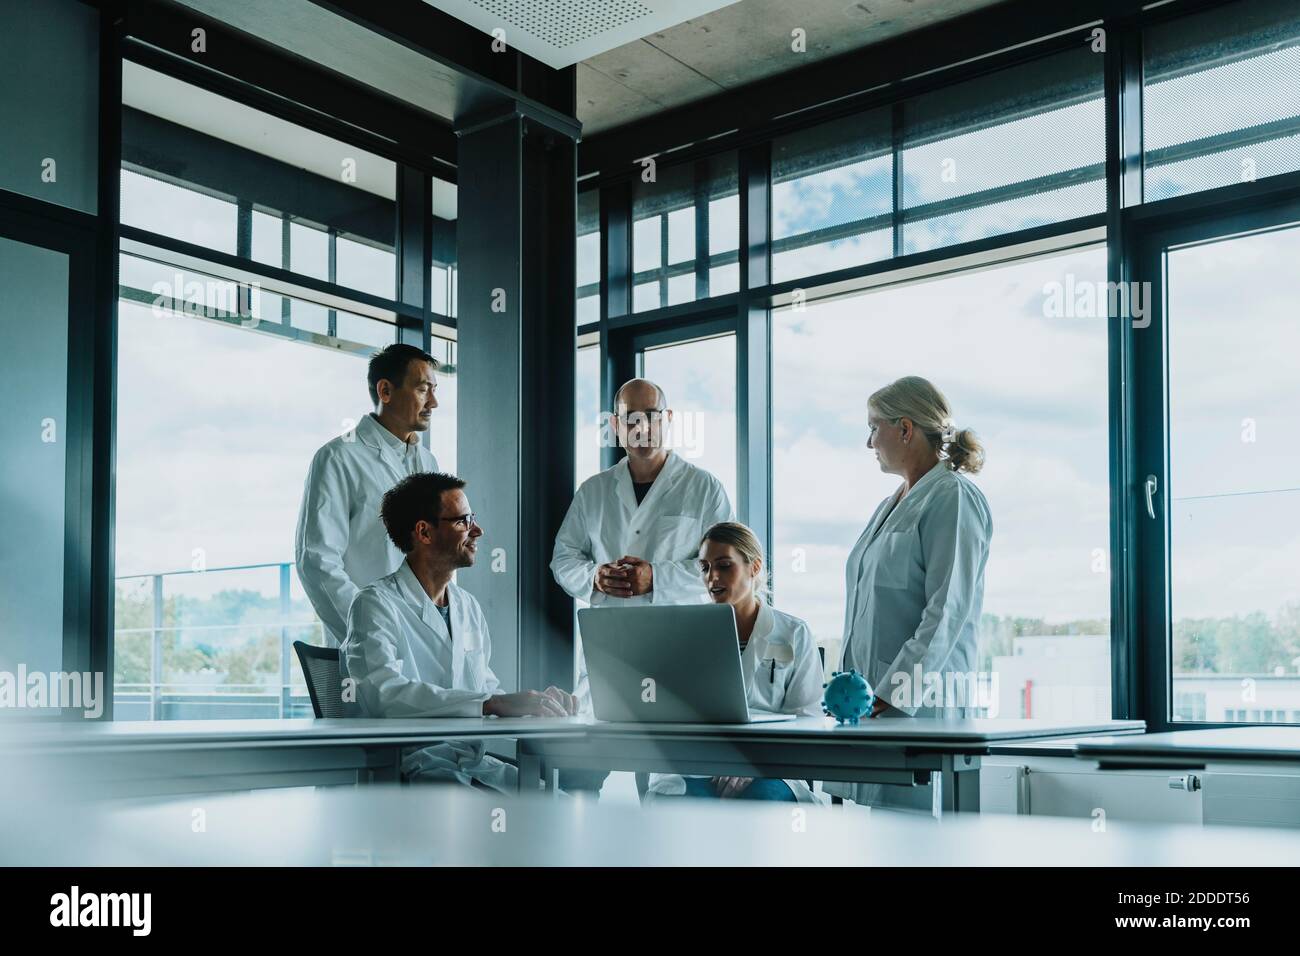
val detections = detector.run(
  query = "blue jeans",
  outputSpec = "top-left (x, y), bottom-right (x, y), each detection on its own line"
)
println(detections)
top-left (681, 777), bottom-right (796, 801)
top-left (558, 768), bottom-right (609, 796)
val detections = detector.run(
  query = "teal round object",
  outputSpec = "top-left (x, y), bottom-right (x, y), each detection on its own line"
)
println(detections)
top-left (822, 669), bottom-right (874, 725)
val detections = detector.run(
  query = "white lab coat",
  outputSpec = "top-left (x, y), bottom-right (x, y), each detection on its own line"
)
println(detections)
top-left (550, 451), bottom-right (734, 703)
top-left (340, 561), bottom-right (514, 792)
top-left (831, 460), bottom-right (992, 809)
top-left (295, 413), bottom-right (438, 646)
top-left (646, 601), bottom-right (827, 804)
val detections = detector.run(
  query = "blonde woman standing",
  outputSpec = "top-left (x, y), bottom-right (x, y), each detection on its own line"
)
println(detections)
top-left (645, 522), bottom-right (825, 803)
top-left (842, 376), bottom-right (992, 718)
top-left (831, 376), bottom-right (992, 808)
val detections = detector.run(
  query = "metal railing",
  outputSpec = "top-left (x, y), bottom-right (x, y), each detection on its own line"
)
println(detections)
top-left (114, 561), bottom-right (323, 720)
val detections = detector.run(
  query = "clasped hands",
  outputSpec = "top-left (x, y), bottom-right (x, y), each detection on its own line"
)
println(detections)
top-left (594, 555), bottom-right (653, 598)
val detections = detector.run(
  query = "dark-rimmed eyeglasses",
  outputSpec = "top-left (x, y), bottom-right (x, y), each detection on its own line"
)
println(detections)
top-left (436, 513), bottom-right (477, 530)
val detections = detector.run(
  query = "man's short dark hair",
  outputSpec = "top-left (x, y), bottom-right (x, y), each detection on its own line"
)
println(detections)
top-left (380, 472), bottom-right (467, 553)
top-left (368, 344), bottom-right (438, 405)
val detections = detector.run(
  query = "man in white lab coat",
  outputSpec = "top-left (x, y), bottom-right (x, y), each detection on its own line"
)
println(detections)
top-left (550, 377), bottom-right (733, 793)
top-left (342, 471), bottom-right (577, 791)
top-left (295, 344), bottom-right (441, 647)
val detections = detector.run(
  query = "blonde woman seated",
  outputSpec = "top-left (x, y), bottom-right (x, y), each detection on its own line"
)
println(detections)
top-left (645, 521), bottom-right (825, 804)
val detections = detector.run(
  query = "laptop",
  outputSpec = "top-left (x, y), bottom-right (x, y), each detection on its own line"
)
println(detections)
top-left (578, 604), bottom-right (797, 724)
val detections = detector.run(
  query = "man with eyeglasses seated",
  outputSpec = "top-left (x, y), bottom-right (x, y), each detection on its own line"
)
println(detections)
top-left (342, 471), bottom-right (577, 792)
top-left (550, 377), bottom-right (734, 796)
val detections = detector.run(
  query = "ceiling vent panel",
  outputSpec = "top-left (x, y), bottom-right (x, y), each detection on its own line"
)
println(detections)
top-left (423, 0), bottom-right (741, 68)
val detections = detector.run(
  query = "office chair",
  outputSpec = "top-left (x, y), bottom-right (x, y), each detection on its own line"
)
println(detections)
top-left (293, 640), bottom-right (358, 718)
top-left (293, 641), bottom-right (523, 788)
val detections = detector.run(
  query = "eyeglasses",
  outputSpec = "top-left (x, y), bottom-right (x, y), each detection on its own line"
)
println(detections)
top-left (617, 408), bottom-right (666, 426)
top-left (437, 513), bottom-right (477, 530)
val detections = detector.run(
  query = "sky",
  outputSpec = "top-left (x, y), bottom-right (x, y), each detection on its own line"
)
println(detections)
top-left (1165, 226), bottom-right (1300, 627)
top-left (114, 295), bottom-right (458, 595)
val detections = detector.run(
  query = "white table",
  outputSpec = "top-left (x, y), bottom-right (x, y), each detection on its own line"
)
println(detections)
top-left (4, 782), bottom-right (1296, 867)
top-left (1074, 727), bottom-right (1300, 827)
top-left (519, 717), bottom-right (1146, 813)
top-left (1075, 727), bottom-right (1300, 768)
top-left (0, 716), bottom-right (1144, 807)
top-left (0, 717), bottom-right (587, 797)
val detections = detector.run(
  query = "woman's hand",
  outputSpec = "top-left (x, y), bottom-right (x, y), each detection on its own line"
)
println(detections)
top-left (713, 776), bottom-right (754, 798)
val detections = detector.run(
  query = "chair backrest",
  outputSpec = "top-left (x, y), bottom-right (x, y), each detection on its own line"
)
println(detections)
top-left (293, 641), bottom-right (357, 718)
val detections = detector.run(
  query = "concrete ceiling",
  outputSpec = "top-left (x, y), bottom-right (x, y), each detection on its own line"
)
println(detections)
top-left (577, 0), bottom-right (1006, 134)
top-left (167, 0), bottom-right (1007, 139)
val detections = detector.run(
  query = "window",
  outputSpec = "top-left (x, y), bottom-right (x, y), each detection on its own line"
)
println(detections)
top-left (772, 246), bottom-right (1111, 719)
top-left (1166, 222), bottom-right (1300, 724)
top-left (900, 47), bottom-right (1105, 254)
top-left (113, 254), bottom-right (457, 719)
top-left (1144, 0), bottom-right (1300, 202)
top-left (431, 178), bottom-right (458, 317)
top-left (1173, 691), bottom-right (1208, 722)
top-left (771, 109), bottom-right (893, 283)
top-left (121, 61), bottom-right (398, 301)
top-left (576, 344), bottom-right (601, 486)
top-left (114, 59), bottom-right (452, 719)
top-left (577, 190), bottom-right (600, 326)
top-left (640, 334), bottom-right (738, 510)
top-left (120, 169), bottom-right (238, 255)
top-left (632, 154), bottom-right (739, 311)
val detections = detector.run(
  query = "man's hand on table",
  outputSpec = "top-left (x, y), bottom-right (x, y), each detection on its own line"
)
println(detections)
top-left (484, 690), bottom-right (572, 718)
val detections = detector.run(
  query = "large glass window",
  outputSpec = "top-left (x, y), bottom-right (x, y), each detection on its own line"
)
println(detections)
top-left (577, 190), bottom-right (600, 326)
top-left (121, 61), bottom-right (398, 301)
top-left (900, 47), bottom-right (1105, 254)
top-left (641, 334), bottom-right (738, 510)
top-left (576, 344), bottom-right (601, 486)
top-left (772, 246), bottom-right (1111, 720)
top-left (771, 109), bottom-right (893, 283)
top-left (113, 255), bottom-right (457, 720)
top-left (1166, 222), bottom-right (1300, 724)
top-left (1144, 0), bottom-right (1300, 202)
top-left (632, 154), bottom-right (739, 311)
top-left (424, 335), bottom-right (458, 476)
top-left (431, 178), bottom-right (458, 317)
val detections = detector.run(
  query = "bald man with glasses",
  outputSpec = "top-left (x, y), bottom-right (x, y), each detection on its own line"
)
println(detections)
top-left (550, 378), bottom-right (733, 795)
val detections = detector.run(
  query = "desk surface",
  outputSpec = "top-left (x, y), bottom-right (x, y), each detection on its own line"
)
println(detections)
top-left (989, 736), bottom-right (1114, 757)
top-left (576, 716), bottom-right (1145, 745)
top-left (1076, 726), bottom-right (1300, 763)
top-left (4, 783), bottom-right (1296, 867)
top-left (1, 716), bottom-right (1143, 752)
top-left (0, 716), bottom-right (589, 752)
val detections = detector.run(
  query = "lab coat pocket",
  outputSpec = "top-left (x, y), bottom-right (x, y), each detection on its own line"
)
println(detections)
top-left (752, 658), bottom-right (792, 710)
top-left (460, 640), bottom-right (488, 690)
top-left (650, 514), bottom-right (699, 560)
top-left (873, 527), bottom-right (917, 590)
